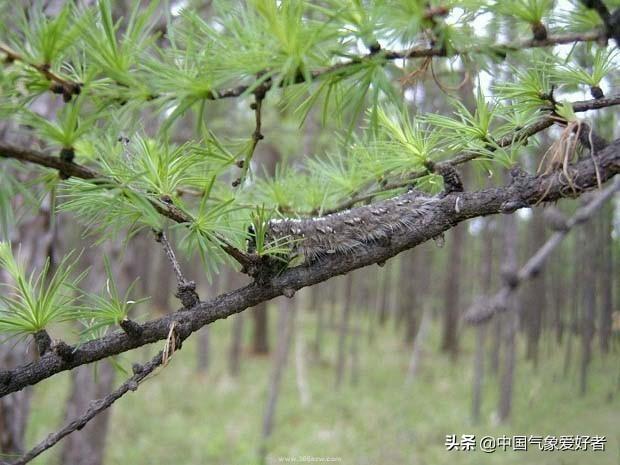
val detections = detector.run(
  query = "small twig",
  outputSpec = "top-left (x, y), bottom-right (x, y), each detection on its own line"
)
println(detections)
top-left (155, 231), bottom-right (200, 309)
top-left (234, 82), bottom-right (267, 188)
top-left (8, 350), bottom-right (167, 465)
top-left (0, 43), bottom-right (82, 101)
top-left (464, 176), bottom-right (619, 324)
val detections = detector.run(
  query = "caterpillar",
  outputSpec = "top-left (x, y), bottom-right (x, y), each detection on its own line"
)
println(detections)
top-left (266, 190), bottom-right (440, 262)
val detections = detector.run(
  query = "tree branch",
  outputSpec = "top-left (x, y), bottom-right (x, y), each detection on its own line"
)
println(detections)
top-left (464, 175), bottom-right (619, 324)
top-left (4, 348), bottom-right (171, 465)
top-left (324, 94), bottom-right (620, 213)
top-left (1, 137), bottom-right (617, 399)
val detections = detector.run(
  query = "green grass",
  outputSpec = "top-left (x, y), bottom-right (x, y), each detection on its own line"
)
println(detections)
top-left (25, 301), bottom-right (620, 465)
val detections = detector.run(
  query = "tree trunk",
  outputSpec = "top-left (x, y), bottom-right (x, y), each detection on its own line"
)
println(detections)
top-left (252, 302), bottom-right (270, 354)
top-left (525, 208), bottom-right (546, 367)
top-left (228, 314), bottom-right (244, 377)
top-left (579, 207), bottom-right (597, 395)
top-left (335, 273), bottom-right (354, 389)
top-left (498, 212), bottom-right (519, 423)
top-left (472, 218), bottom-right (495, 423)
top-left (59, 362), bottom-right (115, 465)
top-left (441, 222), bottom-right (465, 360)
top-left (259, 297), bottom-right (296, 464)
top-left (598, 202), bottom-right (614, 354)
top-left (196, 327), bottom-right (210, 374)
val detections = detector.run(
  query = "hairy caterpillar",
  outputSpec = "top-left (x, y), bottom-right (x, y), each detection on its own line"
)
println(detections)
top-left (266, 191), bottom-right (440, 262)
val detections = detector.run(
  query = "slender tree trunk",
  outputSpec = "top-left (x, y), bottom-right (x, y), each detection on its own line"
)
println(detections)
top-left (599, 202), bottom-right (613, 354)
top-left (228, 314), bottom-right (244, 377)
top-left (472, 218), bottom-right (495, 423)
top-left (335, 273), bottom-right (354, 389)
top-left (259, 297), bottom-right (296, 464)
top-left (441, 222), bottom-right (465, 360)
top-left (252, 302), bottom-right (270, 354)
top-left (579, 210), bottom-right (597, 395)
top-left (377, 270), bottom-right (390, 326)
top-left (59, 362), bottom-right (115, 465)
top-left (295, 291), bottom-right (311, 405)
top-left (498, 212), bottom-right (519, 423)
top-left (525, 208), bottom-right (546, 368)
top-left (312, 284), bottom-right (325, 360)
top-left (196, 327), bottom-right (210, 373)
top-left (151, 249), bottom-right (174, 314)
top-left (405, 308), bottom-right (432, 385)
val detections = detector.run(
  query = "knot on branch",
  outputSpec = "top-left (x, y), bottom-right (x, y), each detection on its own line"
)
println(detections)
top-left (33, 329), bottom-right (52, 357)
top-left (501, 269), bottom-right (519, 289)
top-left (132, 363), bottom-right (144, 375)
top-left (52, 340), bottom-right (75, 362)
top-left (425, 161), bottom-right (464, 195)
top-left (176, 281), bottom-right (200, 310)
top-left (119, 318), bottom-right (143, 338)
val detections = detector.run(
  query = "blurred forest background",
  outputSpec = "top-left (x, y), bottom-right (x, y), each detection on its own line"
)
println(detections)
top-left (0, 0), bottom-right (618, 464)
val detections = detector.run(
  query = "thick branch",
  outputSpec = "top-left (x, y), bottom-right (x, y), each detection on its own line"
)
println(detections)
top-left (1, 137), bottom-right (617, 398)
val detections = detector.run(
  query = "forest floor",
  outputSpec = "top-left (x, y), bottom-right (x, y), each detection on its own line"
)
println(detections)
top-left (25, 303), bottom-right (619, 465)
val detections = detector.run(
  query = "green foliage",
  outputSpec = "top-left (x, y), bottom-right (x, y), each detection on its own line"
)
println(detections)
top-left (0, 243), bottom-right (84, 336)
top-left (79, 256), bottom-right (147, 333)
top-left (552, 47), bottom-right (618, 88)
top-left (249, 205), bottom-right (294, 258)
top-left (492, 0), bottom-right (554, 24)
top-left (18, 96), bottom-right (97, 149)
top-left (58, 178), bottom-right (163, 239)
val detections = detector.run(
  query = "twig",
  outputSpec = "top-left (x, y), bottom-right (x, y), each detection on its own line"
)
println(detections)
top-left (7, 350), bottom-right (167, 465)
top-left (154, 231), bottom-right (199, 309)
top-left (464, 176), bottom-right (619, 325)
top-left (0, 43), bottom-right (82, 101)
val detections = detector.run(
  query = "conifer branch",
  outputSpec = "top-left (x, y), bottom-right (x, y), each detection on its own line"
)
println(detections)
top-left (464, 175), bottom-right (619, 325)
top-left (0, 136), bottom-right (617, 399)
top-left (325, 94), bottom-right (620, 213)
